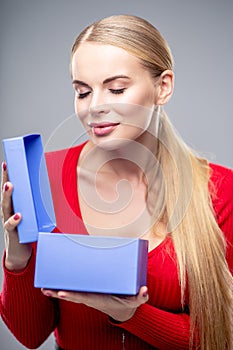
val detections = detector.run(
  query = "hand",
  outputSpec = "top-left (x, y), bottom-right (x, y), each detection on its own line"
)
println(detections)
top-left (42, 286), bottom-right (149, 322)
top-left (1, 162), bottom-right (32, 271)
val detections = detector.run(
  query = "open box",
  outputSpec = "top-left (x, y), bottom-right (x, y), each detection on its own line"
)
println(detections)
top-left (2, 133), bottom-right (148, 294)
top-left (2, 134), bottom-right (56, 243)
top-left (34, 232), bottom-right (148, 295)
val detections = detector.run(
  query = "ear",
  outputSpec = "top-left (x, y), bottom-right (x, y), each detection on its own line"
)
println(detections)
top-left (155, 70), bottom-right (174, 105)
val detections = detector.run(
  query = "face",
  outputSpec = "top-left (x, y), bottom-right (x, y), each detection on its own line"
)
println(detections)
top-left (71, 43), bottom-right (160, 149)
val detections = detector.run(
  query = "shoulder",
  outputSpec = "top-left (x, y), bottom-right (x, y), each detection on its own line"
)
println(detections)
top-left (45, 141), bottom-right (87, 166)
top-left (44, 141), bottom-right (87, 193)
top-left (209, 163), bottom-right (233, 206)
top-left (210, 163), bottom-right (233, 186)
top-left (209, 163), bottom-right (233, 273)
top-left (209, 162), bottom-right (233, 237)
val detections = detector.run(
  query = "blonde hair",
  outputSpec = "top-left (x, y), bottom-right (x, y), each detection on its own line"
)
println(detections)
top-left (71, 15), bottom-right (233, 349)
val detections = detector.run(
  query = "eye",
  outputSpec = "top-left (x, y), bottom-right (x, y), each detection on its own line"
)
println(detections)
top-left (77, 91), bottom-right (91, 99)
top-left (73, 85), bottom-right (91, 100)
top-left (109, 88), bottom-right (126, 95)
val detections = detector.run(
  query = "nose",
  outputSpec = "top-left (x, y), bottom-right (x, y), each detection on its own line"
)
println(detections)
top-left (89, 91), bottom-right (110, 116)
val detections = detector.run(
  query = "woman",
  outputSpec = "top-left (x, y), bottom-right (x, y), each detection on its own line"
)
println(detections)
top-left (1, 14), bottom-right (233, 350)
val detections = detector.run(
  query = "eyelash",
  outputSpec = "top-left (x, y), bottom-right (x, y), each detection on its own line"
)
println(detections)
top-left (109, 88), bottom-right (126, 95)
top-left (78, 92), bottom-right (90, 99)
top-left (77, 88), bottom-right (126, 99)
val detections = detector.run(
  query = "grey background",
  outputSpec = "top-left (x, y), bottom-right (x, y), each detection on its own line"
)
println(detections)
top-left (0, 0), bottom-right (232, 349)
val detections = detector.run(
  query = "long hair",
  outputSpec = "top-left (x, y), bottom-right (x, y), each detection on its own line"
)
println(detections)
top-left (71, 14), bottom-right (233, 349)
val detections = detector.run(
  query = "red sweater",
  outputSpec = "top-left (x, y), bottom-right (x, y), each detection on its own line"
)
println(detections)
top-left (1, 143), bottom-right (233, 350)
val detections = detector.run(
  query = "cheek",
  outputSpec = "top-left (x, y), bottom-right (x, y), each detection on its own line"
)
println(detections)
top-left (74, 95), bottom-right (80, 114)
top-left (124, 84), bottom-right (156, 107)
top-left (74, 96), bottom-right (84, 113)
top-left (74, 98), bottom-right (77, 113)
top-left (113, 103), bottom-right (154, 130)
top-left (74, 98), bottom-right (89, 122)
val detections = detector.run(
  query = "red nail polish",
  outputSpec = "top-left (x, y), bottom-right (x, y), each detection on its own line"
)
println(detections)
top-left (143, 292), bottom-right (148, 298)
top-left (58, 293), bottom-right (66, 298)
top-left (2, 162), bottom-right (7, 171)
top-left (45, 292), bottom-right (52, 297)
top-left (4, 183), bottom-right (9, 191)
top-left (14, 214), bottom-right (20, 220)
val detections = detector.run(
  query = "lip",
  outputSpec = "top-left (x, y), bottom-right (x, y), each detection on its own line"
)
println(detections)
top-left (88, 122), bottom-right (120, 136)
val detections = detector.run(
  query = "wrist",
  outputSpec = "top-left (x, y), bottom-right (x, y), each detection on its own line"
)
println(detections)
top-left (5, 249), bottom-right (32, 272)
top-left (109, 309), bottom-right (136, 323)
top-left (5, 258), bottom-right (28, 272)
top-left (108, 316), bottom-right (123, 324)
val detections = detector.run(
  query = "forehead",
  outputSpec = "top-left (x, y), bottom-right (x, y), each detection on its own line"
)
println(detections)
top-left (71, 42), bottom-right (144, 80)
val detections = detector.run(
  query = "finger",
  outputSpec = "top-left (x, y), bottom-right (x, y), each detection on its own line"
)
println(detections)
top-left (41, 289), bottom-right (59, 298)
top-left (138, 286), bottom-right (149, 302)
top-left (1, 162), bottom-right (8, 191)
top-left (4, 212), bottom-right (22, 233)
top-left (56, 290), bottom-right (103, 308)
top-left (42, 289), bottom-right (83, 303)
top-left (1, 182), bottom-right (14, 221)
top-left (57, 290), bottom-right (90, 302)
top-left (112, 286), bottom-right (148, 303)
top-left (57, 291), bottom-right (72, 299)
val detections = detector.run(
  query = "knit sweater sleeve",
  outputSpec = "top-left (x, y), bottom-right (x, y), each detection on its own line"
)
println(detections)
top-left (0, 145), bottom-right (85, 348)
top-left (0, 245), bottom-right (58, 349)
top-left (210, 163), bottom-right (233, 274)
top-left (110, 164), bottom-right (233, 350)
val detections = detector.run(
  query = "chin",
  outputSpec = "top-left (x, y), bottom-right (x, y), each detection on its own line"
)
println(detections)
top-left (92, 137), bottom-right (134, 151)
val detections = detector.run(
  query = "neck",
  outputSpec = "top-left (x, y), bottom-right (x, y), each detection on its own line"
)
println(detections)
top-left (109, 133), bottom-right (158, 181)
top-left (80, 110), bottom-right (160, 183)
top-left (81, 133), bottom-right (158, 187)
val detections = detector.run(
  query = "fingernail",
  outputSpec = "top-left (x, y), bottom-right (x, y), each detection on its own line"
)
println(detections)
top-left (42, 289), bottom-right (52, 297)
top-left (2, 162), bottom-right (7, 171)
top-left (14, 214), bottom-right (20, 220)
top-left (58, 293), bottom-right (66, 298)
top-left (143, 292), bottom-right (148, 298)
top-left (4, 183), bottom-right (9, 191)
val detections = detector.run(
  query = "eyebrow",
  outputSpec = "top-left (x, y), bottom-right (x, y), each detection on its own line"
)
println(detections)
top-left (72, 75), bottom-right (130, 86)
top-left (103, 75), bottom-right (130, 84)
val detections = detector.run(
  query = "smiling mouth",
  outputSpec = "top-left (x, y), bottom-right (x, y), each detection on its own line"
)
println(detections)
top-left (88, 122), bottom-right (120, 136)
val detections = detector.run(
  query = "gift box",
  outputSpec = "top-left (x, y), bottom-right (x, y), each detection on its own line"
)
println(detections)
top-left (34, 232), bottom-right (148, 295)
top-left (2, 133), bottom-right (148, 294)
top-left (2, 134), bottom-right (56, 243)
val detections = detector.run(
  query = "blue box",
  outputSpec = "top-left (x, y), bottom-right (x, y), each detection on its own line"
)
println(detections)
top-left (2, 134), bottom-right (56, 243)
top-left (34, 232), bottom-right (148, 295)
